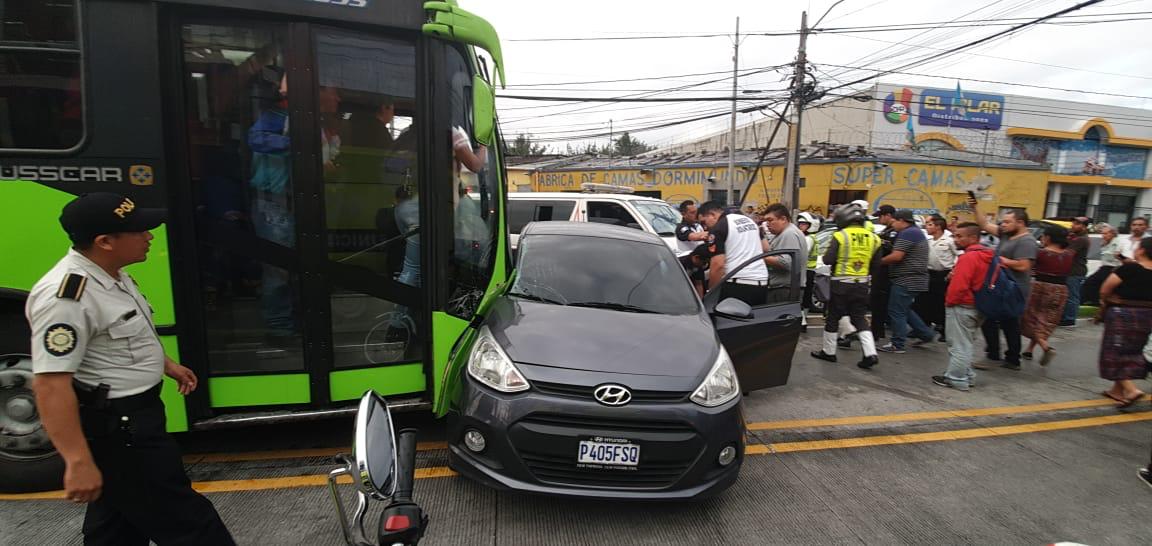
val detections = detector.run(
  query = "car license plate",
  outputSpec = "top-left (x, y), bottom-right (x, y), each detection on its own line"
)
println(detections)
top-left (577, 440), bottom-right (640, 466)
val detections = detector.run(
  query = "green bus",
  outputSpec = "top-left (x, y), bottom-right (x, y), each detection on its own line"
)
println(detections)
top-left (0, 0), bottom-right (509, 492)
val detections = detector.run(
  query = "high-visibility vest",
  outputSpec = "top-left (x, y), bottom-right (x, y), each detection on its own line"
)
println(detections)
top-left (806, 234), bottom-right (819, 268)
top-left (832, 225), bottom-right (881, 277)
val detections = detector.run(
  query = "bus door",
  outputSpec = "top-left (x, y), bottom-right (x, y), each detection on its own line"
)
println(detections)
top-left (171, 17), bottom-right (429, 416)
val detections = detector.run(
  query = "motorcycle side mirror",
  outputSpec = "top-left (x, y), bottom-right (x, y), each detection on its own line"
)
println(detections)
top-left (354, 390), bottom-right (398, 500)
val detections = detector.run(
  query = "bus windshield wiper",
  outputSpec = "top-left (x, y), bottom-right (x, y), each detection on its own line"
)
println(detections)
top-left (508, 291), bottom-right (567, 306)
top-left (567, 301), bottom-right (657, 313)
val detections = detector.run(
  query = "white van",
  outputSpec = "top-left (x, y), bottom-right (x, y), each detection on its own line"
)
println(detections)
top-left (508, 185), bottom-right (684, 254)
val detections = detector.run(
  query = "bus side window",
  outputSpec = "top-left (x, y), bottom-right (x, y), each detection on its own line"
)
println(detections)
top-left (445, 46), bottom-right (497, 318)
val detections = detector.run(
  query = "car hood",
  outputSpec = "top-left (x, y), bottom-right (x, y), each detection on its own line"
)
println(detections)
top-left (485, 297), bottom-right (718, 379)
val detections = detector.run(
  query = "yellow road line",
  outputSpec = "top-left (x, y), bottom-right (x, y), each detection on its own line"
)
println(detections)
top-left (183, 441), bottom-right (448, 464)
top-left (0, 467), bottom-right (459, 500)
top-left (745, 411), bottom-right (1152, 455)
top-left (744, 397), bottom-right (1147, 431)
top-left (178, 397), bottom-right (1142, 464)
top-left (4, 404), bottom-right (1148, 500)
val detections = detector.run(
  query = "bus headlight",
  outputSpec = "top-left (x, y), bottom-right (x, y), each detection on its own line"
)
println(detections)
top-left (690, 346), bottom-right (740, 407)
top-left (467, 327), bottom-right (530, 393)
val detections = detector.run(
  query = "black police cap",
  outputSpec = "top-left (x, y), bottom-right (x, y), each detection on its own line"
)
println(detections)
top-left (60, 192), bottom-right (167, 245)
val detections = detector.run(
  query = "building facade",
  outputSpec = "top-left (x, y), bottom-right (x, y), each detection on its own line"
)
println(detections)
top-left (509, 145), bottom-right (1050, 222)
top-left (655, 83), bottom-right (1152, 226)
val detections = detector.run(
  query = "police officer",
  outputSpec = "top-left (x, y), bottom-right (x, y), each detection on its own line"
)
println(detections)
top-left (811, 203), bottom-right (882, 369)
top-left (675, 200), bottom-right (708, 297)
top-left (697, 201), bottom-right (770, 305)
top-left (27, 192), bottom-right (235, 545)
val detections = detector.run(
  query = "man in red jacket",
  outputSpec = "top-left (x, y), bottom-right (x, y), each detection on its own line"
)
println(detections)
top-left (933, 223), bottom-right (994, 391)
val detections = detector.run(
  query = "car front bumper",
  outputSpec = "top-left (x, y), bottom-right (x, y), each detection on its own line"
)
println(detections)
top-left (447, 376), bottom-right (745, 500)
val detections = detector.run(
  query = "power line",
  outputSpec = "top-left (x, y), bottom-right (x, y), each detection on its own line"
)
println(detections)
top-left (502, 64), bottom-right (789, 88)
top-left (820, 63), bottom-right (1152, 101)
top-left (520, 100), bottom-right (787, 143)
top-left (821, 0), bottom-right (1111, 96)
top-left (820, 0), bottom-right (1042, 87)
top-left (497, 94), bottom-right (786, 103)
top-left (503, 10), bottom-right (1146, 41)
top-left (824, 31), bottom-right (1152, 81)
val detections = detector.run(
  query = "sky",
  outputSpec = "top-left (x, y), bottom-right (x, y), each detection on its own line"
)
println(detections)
top-left (463, 0), bottom-right (1152, 153)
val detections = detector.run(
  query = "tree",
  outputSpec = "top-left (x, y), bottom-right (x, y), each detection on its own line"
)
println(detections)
top-left (507, 133), bottom-right (549, 156)
top-left (613, 132), bottom-right (654, 156)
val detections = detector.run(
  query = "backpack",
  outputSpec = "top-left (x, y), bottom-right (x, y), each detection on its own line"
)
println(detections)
top-left (974, 246), bottom-right (1026, 321)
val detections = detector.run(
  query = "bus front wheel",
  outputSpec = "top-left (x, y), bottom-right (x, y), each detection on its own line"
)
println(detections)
top-left (0, 354), bottom-right (63, 493)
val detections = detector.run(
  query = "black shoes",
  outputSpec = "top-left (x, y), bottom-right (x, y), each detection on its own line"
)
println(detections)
top-left (811, 351), bottom-right (837, 363)
top-left (857, 355), bottom-right (879, 369)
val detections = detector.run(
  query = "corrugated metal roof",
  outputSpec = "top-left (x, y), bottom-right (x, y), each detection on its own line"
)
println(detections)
top-left (505, 143), bottom-right (1044, 172)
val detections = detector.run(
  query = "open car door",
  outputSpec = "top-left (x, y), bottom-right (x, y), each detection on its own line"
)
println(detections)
top-left (703, 250), bottom-right (802, 391)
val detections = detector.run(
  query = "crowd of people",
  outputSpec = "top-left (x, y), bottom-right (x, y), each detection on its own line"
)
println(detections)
top-left (677, 197), bottom-right (1152, 405)
top-left (680, 197), bottom-right (1152, 488)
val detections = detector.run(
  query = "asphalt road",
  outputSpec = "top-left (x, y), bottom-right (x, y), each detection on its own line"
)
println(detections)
top-left (4, 320), bottom-right (1152, 545)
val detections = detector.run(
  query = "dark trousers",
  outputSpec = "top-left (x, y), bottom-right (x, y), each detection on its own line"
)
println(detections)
top-left (1082, 265), bottom-right (1115, 306)
top-left (824, 280), bottom-right (870, 334)
top-left (913, 269), bottom-right (950, 330)
top-left (870, 284), bottom-right (889, 339)
top-left (720, 281), bottom-right (767, 306)
top-left (80, 388), bottom-right (234, 546)
top-left (802, 270), bottom-right (816, 310)
top-left (981, 316), bottom-right (1022, 365)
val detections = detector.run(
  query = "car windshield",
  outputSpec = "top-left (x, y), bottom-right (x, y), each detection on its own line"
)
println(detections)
top-left (632, 201), bottom-right (680, 237)
top-left (511, 234), bottom-right (699, 315)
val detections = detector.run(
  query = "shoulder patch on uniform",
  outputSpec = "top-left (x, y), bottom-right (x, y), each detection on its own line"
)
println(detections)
top-left (56, 273), bottom-right (87, 300)
top-left (44, 323), bottom-right (78, 356)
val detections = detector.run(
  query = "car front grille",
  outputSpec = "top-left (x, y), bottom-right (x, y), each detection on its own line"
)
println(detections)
top-left (518, 449), bottom-right (693, 489)
top-left (512, 413), bottom-right (701, 489)
top-left (533, 381), bottom-right (690, 403)
top-left (519, 413), bottom-right (696, 434)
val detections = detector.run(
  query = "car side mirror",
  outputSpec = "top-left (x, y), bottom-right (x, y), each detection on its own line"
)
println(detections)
top-left (713, 298), bottom-right (753, 320)
top-left (471, 74), bottom-right (495, 147)
top-left (354, 390), bottom-right (397, 499)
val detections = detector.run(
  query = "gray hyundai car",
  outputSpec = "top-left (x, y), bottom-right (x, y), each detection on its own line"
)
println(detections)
top-left (446, 222), bottom-right (801, 499)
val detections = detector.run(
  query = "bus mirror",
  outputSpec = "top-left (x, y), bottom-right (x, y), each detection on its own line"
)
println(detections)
top-left (423, 1), bottom-right (506, 88)
top-left (472, 74), bottom-right (495, 147)
top-left (353, 391), bottom-right (397, 499)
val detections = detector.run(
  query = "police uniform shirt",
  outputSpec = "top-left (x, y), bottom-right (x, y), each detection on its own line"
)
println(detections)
top-left (26, 249), bottom-right (165, 398)
top-left (707, 213), bottom-right (769, 281)
top-left (675, 219), bottom-right (704, 253)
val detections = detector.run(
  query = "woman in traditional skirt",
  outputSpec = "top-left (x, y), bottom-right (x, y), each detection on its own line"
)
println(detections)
top-left (1098, 237), bottom-right (1152, 408)
top-left (1022, 226), bottom-right (1073, 366)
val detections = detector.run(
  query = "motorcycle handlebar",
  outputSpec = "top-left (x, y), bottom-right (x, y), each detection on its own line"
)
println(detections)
top-left (391, 428), bottom-right (419, 503)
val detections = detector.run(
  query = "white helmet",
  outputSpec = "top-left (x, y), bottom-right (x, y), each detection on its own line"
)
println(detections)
top-left (796, 212), bottom-right (820, 233)
top-left (849, 199), bottom-right (870, 211)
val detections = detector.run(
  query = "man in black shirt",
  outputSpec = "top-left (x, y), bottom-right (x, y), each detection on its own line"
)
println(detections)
top-left (675, 200), bottom-right (708, 297)
top-left (1061, 216), bottom-right (1090, 326)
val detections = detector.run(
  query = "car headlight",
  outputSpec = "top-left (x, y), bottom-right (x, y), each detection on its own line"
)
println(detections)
top-left (467, 327), bottom-right (530, 393)
top-left (690, 346), bottom-right (740, 407)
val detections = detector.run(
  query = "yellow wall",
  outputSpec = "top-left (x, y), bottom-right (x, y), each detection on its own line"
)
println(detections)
top-left (525, 161), bottom-right (1049, 220)
top-left (507, 168), bottom-right (533, 189)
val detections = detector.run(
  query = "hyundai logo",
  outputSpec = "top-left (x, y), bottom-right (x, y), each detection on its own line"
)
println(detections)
top-left (593, 384), bottom-right (632, 406)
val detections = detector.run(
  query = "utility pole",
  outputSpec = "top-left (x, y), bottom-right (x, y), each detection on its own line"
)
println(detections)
top-left (784, 11), bottom-right (808, 211)
top-left (727, 17), bottom-right (740, 207)
top-left (608, 118), bottom-right (613, 164)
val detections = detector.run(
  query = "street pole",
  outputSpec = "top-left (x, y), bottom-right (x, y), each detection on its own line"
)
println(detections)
top-left (784, 11), bottom-right (808, 211)
top-left (727, 17), bottom-right (739, 207)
